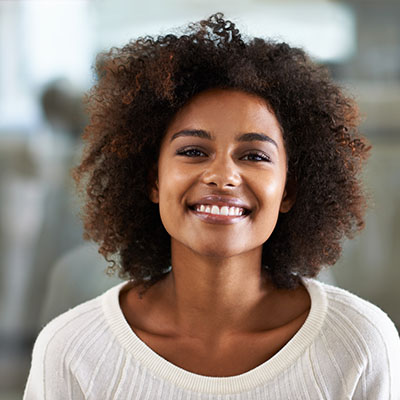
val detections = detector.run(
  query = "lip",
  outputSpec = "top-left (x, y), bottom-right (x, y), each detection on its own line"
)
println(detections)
top-left (188, 195), bottom-right (252, 212)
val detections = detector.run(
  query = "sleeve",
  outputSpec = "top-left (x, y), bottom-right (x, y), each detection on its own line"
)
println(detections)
top-left (23, 326), bottom-right (85, 400)
top-left (353, 314), bottom-right (400, 399)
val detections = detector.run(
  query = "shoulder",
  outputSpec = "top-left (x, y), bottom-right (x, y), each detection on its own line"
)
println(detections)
top-left (318, 281), bottom-right (399, 342)
top-left (303, 278), bottom-right (400, 363)
top-left (302, 279), bottom-right (400, 397)
top-left (31, 281), bottom-right (131, 370)
top-left (24, 283), bottom-right (127, 398)
top-left (32, 292), bottom-right (107, 365)
top-left (313, 280), bottom-right (400, 395)
top-left (302, 278), bottom-right (399, 357)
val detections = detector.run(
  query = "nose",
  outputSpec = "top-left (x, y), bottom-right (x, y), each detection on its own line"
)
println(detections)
top-left (201, 154), bottom-right (242, 188)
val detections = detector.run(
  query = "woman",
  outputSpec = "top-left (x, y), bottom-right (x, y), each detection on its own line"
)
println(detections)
top-left (24, 13), bottom-right (400, 399)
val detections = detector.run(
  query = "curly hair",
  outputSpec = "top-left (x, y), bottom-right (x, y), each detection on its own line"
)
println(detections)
top-left (73, 13), bottom-right (371, 294)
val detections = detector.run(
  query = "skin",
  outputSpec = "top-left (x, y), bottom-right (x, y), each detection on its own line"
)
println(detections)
top-left (120, 89), bottom-right (311, 376)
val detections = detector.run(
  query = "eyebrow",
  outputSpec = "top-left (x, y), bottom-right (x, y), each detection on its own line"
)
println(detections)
top-left (169, 129), bottom-right (278, 148)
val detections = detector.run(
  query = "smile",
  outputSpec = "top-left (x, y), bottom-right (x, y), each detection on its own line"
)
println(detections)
top-left (188, 203), bottom-right (250, 225)
top-left (195, 204), bottom-right (245, 216)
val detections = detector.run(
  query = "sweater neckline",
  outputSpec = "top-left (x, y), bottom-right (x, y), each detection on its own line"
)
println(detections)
top-left (102, 278), bottom-right (327, 394)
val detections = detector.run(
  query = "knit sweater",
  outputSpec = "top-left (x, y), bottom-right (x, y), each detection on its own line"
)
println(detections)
top-left (24, 279), bottom-right (400, 399)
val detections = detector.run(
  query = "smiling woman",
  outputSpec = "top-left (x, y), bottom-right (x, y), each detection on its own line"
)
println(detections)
top-left (23, 13), bottom-right (400, 400)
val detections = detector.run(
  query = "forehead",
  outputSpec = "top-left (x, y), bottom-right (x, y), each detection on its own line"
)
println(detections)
top-left (166, 89), bottom-right (282, 136)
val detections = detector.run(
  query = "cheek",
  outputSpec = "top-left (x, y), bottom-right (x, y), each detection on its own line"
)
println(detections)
top-left (255, 179), bottom-right (286, 241)
top-left (157, 196), bottom-right (178, 239)
top-left (257, 174), bottom-right (285, 207)
top-left (157, 167), bottom-right (191, 225)
top-left (158, 167), bottom-right (190, 204)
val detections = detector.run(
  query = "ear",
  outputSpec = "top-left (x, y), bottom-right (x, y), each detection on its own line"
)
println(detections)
top-left (147, 164), bottom-right (159, 204)
top-left (279, 176), bottom-right (297, 213)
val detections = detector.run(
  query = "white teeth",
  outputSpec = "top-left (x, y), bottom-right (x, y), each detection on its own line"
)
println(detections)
top-left (220, 206), bottom-right (229, 216)
top-left (211, 205), bottom-right (220, 215)
top-left (194, 204), bottom-right (246, 216)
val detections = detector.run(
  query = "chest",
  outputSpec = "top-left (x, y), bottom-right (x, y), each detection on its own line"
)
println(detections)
top-left (133, 311), bottom-right (308, 377)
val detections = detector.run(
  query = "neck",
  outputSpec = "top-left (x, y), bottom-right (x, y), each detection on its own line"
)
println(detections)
top-left (157, 240), bottom-right (278, 341)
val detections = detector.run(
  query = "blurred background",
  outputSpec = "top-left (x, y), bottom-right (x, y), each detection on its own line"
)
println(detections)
top-left (0, 0), bottom-right (399, 398)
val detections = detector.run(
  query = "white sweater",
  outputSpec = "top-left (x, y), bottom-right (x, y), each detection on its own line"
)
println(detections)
top-left (24, 279), bottom-right (400, 399)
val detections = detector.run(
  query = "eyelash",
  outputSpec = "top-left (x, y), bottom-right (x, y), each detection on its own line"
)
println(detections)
top-left (176, 147), bottom-right (271, 162)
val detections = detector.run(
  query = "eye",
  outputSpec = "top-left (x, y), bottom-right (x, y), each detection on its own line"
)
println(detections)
top-left (176, 147), bottom-right (207, 158)
top-left (242, 152), bottom-right (271, 162)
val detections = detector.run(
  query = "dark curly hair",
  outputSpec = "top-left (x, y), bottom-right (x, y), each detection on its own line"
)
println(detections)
top-left (73, 13), bottom-right (371, 294)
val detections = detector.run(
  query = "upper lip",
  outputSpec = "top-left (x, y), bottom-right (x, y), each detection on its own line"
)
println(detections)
top-left (188, 195), bottom-right (252, 212)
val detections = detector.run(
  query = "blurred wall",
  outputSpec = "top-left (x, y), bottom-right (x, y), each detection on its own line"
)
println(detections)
top-left (328, 0), bottom-right (400, 328)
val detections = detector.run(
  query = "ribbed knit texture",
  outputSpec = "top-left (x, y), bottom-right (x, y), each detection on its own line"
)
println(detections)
top-left (23, 279), bottom-right (400, 399)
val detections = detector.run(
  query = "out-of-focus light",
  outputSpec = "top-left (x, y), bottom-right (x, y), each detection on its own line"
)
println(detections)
top-left (0, 0), bottom-right (93, 132)
top-left (0, 0), bottom-right (356, 133)
top-left (94, 2), bottom-right (356, 63)
top-left (21, 0), bottom-right (93, 87)
top-left (239, 3), bottom-right (356, 62)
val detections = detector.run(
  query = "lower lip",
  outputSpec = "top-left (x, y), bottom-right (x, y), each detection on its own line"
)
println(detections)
top-left (189, 208), bottom-right (248, 225)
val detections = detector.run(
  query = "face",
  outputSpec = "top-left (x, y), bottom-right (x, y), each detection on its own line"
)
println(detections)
top-left (149, 89), bottom-right (295, 260)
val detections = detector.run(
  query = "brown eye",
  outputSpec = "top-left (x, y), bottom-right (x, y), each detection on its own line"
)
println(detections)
top-left (242, 152), bottom-right (271, 162)
top-left (176, 147), bottom-right (207, 157)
